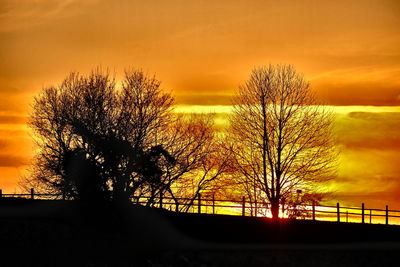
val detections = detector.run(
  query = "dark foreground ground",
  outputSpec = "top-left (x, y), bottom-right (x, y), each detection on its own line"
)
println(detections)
top-left (1, 198), bottom-right (400, 266)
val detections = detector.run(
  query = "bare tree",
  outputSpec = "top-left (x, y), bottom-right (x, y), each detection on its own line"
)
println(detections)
top-left (145, 113), bottom-right (233, 212)
top-left (165, 117), bottom-right (233, 212)
top-left (228, 64), bottom-right (336, 220)
top-left (28, 69), bottom-right (224, 205)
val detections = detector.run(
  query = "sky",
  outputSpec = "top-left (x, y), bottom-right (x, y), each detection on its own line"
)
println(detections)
top-left (0, 0), bottom-right (399, 211)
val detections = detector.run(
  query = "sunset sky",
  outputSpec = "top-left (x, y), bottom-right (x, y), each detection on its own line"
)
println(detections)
top-left (0, 0), bottom-right (399, 210)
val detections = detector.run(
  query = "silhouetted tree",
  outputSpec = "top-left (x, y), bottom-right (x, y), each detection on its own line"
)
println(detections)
top-left (228, 64), bottom-right (336, 220)
top-left (162, 116), bottom-right (234, 212)
top-left (28, 69), bottom-right (222, 204)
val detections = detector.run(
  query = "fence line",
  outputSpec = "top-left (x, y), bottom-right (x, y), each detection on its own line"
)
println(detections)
top-left (1, 188), bottom-right (400, 225)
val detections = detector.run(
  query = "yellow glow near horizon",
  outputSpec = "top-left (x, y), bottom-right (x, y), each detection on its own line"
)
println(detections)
top-left (175, 105), bottom-right (400, 114)
top-left (174, 105), bottom-right (400, 211)
top-left (175, 105), bottom-right (233, 114)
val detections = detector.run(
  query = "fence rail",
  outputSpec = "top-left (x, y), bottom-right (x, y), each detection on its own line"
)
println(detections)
top-left (1, 188), bottom-right (400, 225)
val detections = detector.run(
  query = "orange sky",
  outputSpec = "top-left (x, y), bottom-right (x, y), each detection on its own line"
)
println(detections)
top-left (0, 0), bottom-right (400, 210)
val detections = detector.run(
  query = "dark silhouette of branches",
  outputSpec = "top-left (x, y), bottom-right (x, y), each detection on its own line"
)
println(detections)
top-left (163, 115), bottom-right (234, 212)
top-left (141, 113), bottom-right (233, 212)
top-left (27, 64), bottom-right (334, 218)
top-left (228, 64), bottom-right (337, 219)
top-left (28, 69), bottom-right (224, 205)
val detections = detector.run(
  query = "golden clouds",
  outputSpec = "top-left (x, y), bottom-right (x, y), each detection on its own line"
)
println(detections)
top-left (0, 154), bottom-right (26, 167)
top-left (0, 111), bottom-right (32, 190)
top-left (0, 114), bottom-right (26, 124)
top-left (0, 0), bottom-right (97, 32)
top-left (327, 107), bottom-right (400, 208)
top-left (335, 111), bottom-right (400, 149)
top-left (175, 106), bottom-right (400, 209)
top-left (1, 0), bottom-right (399, 106)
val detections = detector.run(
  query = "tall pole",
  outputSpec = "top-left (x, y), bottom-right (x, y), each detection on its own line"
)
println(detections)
top-left (386, 205), bottom-right (389, 225)
top-left (370, 209), bottom-right (372, 224)
top-left (312, 201), bottom-right (316, 221)
top-left (212, 194), bottom-right (215, 215)
top-left (362, 203), bottom-right (365, 224)
top-left (242, 196), bottom-right (245, 216)
top-left (198, 193), bottom-right (201, 214)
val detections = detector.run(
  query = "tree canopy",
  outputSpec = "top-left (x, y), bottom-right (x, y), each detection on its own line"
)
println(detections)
top-left (228, 64), bottom-right (336, 219)
top-left (28, 69), bottom-right (228, 205)
top-left (26, 65), bottom-right (336, 219)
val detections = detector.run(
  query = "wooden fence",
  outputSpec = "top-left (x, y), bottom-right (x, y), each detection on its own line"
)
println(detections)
top-left (1, 188), bottom-right (400, 225)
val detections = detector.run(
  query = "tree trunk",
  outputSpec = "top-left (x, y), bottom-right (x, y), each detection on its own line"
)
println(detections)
top-left (113, 179), bottom-right (130, 206)
top-left (271, 200), bottom-right (280, 220)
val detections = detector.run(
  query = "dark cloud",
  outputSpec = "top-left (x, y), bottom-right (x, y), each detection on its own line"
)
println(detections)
top-left (315, 83), bottom-right (400, 106)
top-left (0, 129), bottom-right (26, 136)
top-left (0, 83), bottom-right (31, 94)
top-left (0, 101), bottom-right (24, 113)
top-left (335, 112), bottom-right (400, 150)
top-left (334, 188), bottom-right (400, 209)
top-left (0, 154), bottom-right (27, 167)
top-left (176, 94), bottom-right (232, 105)
top-left (0, 139), bottom-right (9, 150)
top-left (0, 115), bottom-right (27, 124)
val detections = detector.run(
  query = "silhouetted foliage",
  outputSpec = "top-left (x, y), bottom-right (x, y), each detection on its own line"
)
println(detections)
top-left (227, 64), bottom-right (337, 219)
top-left (27, 69), bottom-right (224, 204)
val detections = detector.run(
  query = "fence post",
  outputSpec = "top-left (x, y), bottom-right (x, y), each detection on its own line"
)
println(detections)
top-left (159, 192), bottom-right (163, 209)
top-left (337, 203), bottom-right (340, 222)
top-left (312, 201), bottom-right (316, 221)
top-left (370, 209), bottom-right (372, 224)
top-left (176, 202), bottom-right (179, 212)
top-left (30, 188), bottom-right (34, 200)
top-left (198, 193), bottom-right (201, 214)
top-left (254, 200), bottom-right (258, 217)
top-left (0, 189), bottom-right (2, 198)
top-left (362, 203), bottom-right (365, 224)
top-left (212, 194), bottom-right (215, 215)
top-left (386, 205), bottom-right (389, 225)
top-left (346, 211), bottom-right (348, 222)
top-left (242, 196), bottom-right (245, 216)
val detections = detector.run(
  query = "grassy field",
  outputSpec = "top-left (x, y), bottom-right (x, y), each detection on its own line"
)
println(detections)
top-left (1, 199), bottom-right (399, 266)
